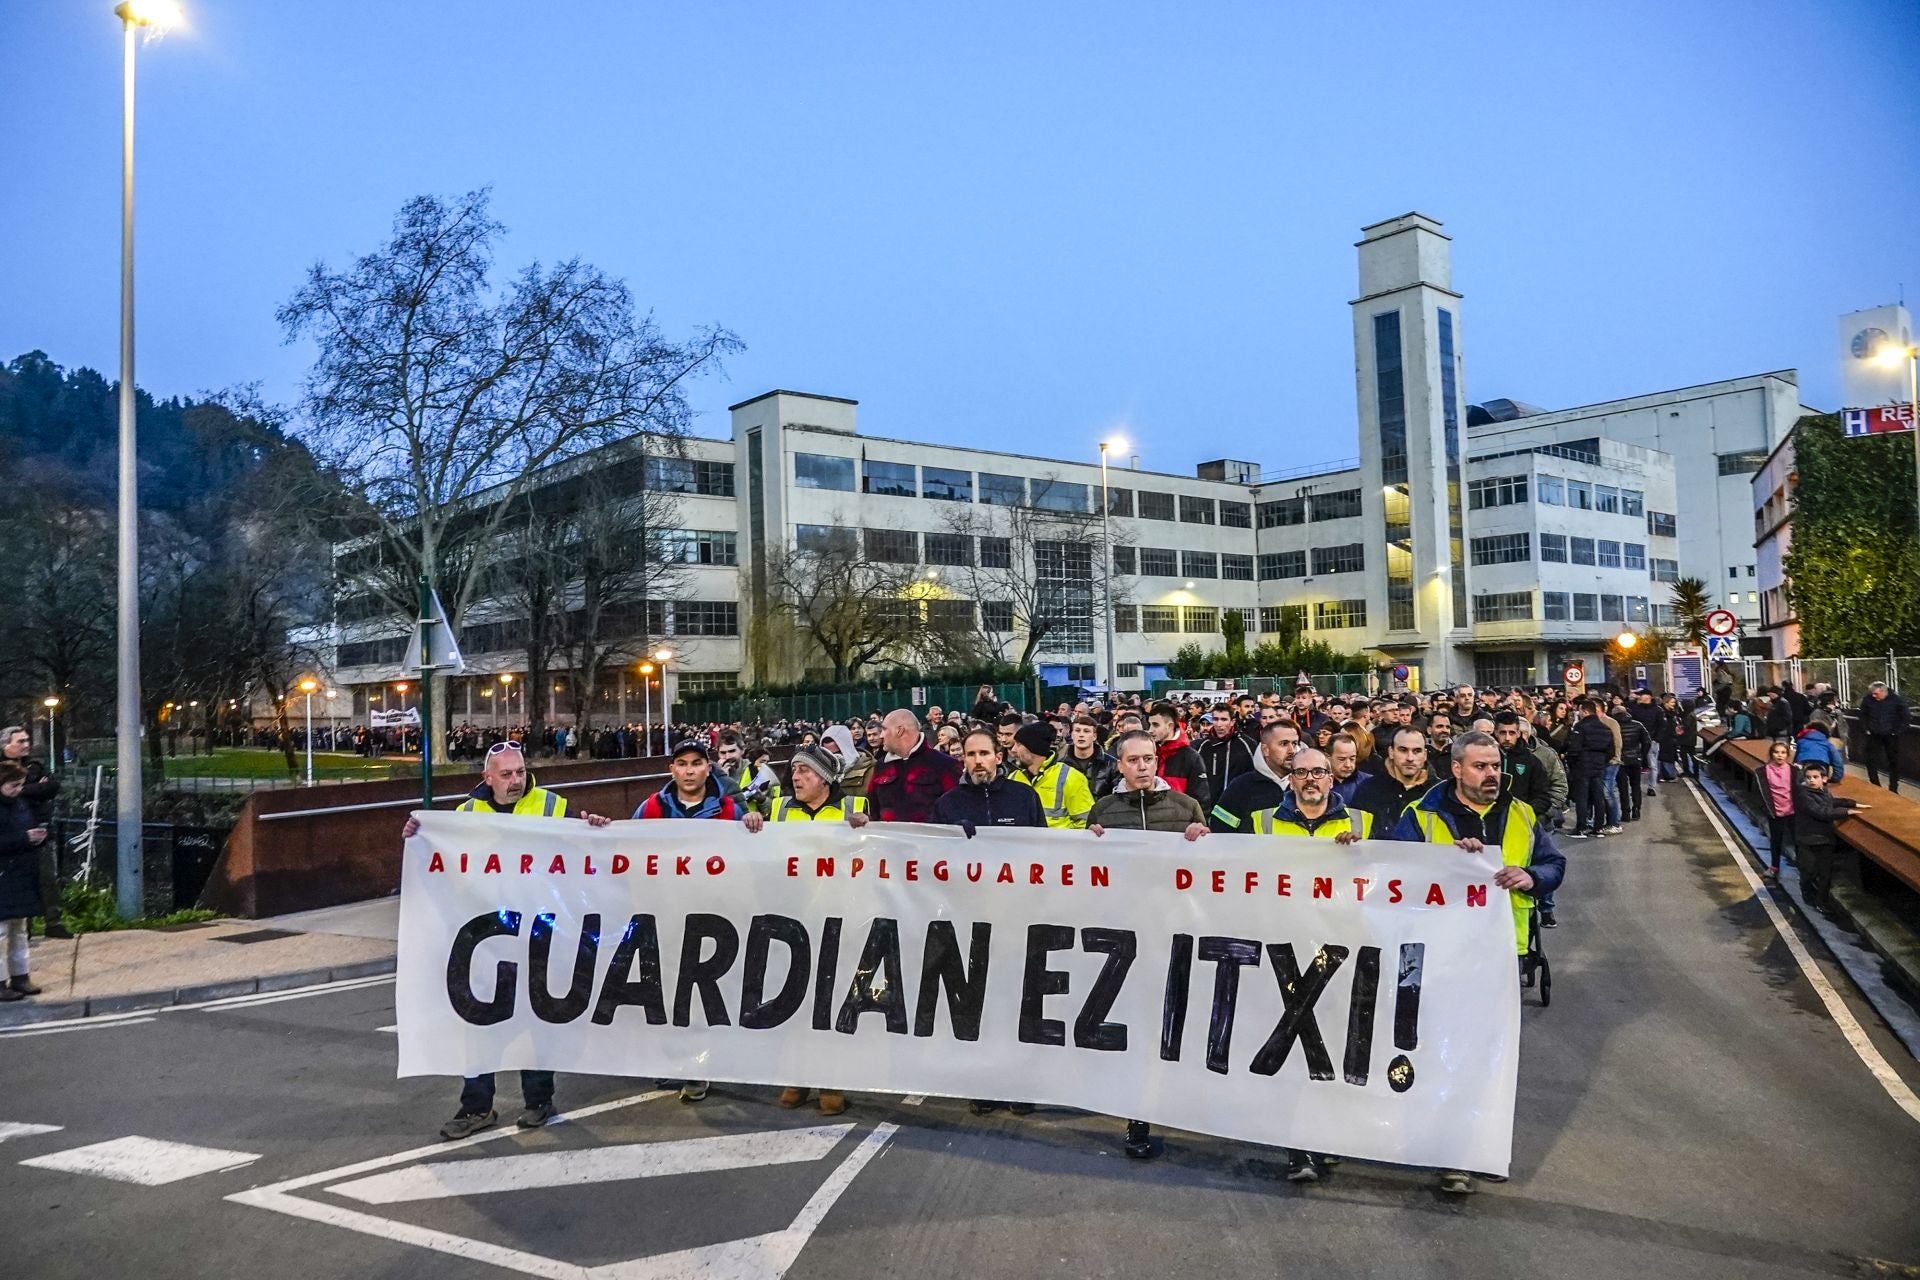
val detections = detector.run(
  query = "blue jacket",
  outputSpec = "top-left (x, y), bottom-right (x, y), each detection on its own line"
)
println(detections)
top-left (1793, 728), bottom-right (1845, 780)
top-left (1386, 783), bottom-right (1567, 897)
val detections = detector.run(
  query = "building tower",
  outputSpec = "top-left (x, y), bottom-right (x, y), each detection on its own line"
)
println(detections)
top-left (1351, 213), bottom-right (1471, 687)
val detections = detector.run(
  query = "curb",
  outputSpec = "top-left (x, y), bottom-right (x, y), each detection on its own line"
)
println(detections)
top-left (0, 955), bottom-right (396, 1028)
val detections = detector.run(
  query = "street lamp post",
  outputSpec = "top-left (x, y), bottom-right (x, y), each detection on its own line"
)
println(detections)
top-left (110, 0), bottom-right (182, 917)
top-left (43, 697), bottom-right (60, 773)
top-left (1099, 438), bottom-right (1125, 697)
top-left (637, 663), bottom-right (655, 755)
top-left (499, 673), bottom-right (515, 727)
top-left (297, 677), bottom-right (318, 785)
top-left (325, 688), bottom-right (337, 751)
top-left (654, 649), bottom-right (675, 750)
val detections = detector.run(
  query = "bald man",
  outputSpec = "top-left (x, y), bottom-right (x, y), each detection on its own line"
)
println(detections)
top-left (865, 708), bottom-right (962, 822)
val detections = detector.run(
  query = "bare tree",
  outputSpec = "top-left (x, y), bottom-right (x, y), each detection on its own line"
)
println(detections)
top-left (938, 476), bottom-right (1131, 669)
top-left (280, 189), bottom-right (739, 758)
top-left (761, 523), bottom-right (959, 682)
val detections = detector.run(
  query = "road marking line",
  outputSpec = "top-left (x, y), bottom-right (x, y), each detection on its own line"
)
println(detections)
top-left (1685, 778), bottom-right (1920, 1125)
top-left (0, 1015), bottom-right (155, 1038)
top-left (377, 1024), bottom-right (398, 1033)
top-left (327, 1124), bottom-right (854, 1204)
top-left (187, 975), bottom-right (394, 1012)
top-left (900, 1095), bottom-right (925, 1105)
top-left (0, 1123), bottom-right (63, 1143)
top-left (22, 1135), bottom-right (261, 1185)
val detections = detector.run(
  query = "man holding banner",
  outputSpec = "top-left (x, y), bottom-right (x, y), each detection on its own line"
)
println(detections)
top-left (1390, 729), bottom-right (1565, 1194)
top-left (399, 741), bottom-right (613, 1139)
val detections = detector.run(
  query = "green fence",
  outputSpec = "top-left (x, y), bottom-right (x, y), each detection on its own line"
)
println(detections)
top-left (1150, 672), bottom-right (1376, 698)
top-left (679, 681), bottom-right (1033, 726)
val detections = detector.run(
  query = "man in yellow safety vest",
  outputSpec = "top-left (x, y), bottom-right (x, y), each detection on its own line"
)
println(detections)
top-left (1008, 721), bottom-right (1094, 829)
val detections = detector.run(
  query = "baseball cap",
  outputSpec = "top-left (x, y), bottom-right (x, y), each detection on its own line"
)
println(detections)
top-left (670, 739), bottom-right (711, 761)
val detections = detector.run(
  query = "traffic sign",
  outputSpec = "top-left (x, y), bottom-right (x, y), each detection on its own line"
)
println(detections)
top-left (1705, 610), bottom-right (1738, 637)
top-left (1562, 663), bottom-right (1585, 687)
top-left (1706, 635), bottom-right (1739, 661)
top-left (1392, 664), bottom-right (1409, 680)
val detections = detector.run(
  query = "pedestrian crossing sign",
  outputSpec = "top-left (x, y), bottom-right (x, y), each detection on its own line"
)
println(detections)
top-left (1706, 635), bottom-right (1738, 661)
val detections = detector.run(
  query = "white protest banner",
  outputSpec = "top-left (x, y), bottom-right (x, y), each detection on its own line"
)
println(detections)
top-left (398, 812), bottom-right (1522, 1174)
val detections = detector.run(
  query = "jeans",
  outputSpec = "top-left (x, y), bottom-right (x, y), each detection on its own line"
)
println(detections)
top-left (460, 1071), bottom-right (554, 1116)
top-left (1765, 816), bottom-right (1792, 872)
top-left (1602, 764), bottom-right (1622, 826)
top-left (0, 917), bottom-right (27, 977)
top-left (1645, 744), bottom-right (1661, 787)
top-left (1863, 734), bottom-right (1901, 794)
top-left (1614, 765), bottom-right (1642, 820)
top-left (1572, 773), bottom-right (1609, 833)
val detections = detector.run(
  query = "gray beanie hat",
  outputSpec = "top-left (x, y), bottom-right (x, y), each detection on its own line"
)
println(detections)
top-left (789, 744), bottom-right (843, 785)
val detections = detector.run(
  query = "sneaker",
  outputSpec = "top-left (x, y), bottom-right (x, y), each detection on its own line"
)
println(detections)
top-left (1568, 831), bottom-right (1590, 840)
top-left (1438, 1169), bottom-right (1476, 1195)
top-left (1602, 825), bottom-right (1623, 835)
top-left (8, 976), bottom-right (39, 996)
top-left (1646, 787), bottom-right (1657, 797)
top-left (679, 1080), bottom-right (709, 1102)
top-left (1123, 1119), bottom-right (1159, 1160)
top-left (1539, 910), bottom-right (1557, 929)
top-left (516, 1101), bottom-right (556, 1129)
top-left (777, 1087), bottom-right (809, 1109)
top-left (1285, 1151), bottom-right (1321, 1183)
top-left (440, 1110), bottom-right (497, 1140)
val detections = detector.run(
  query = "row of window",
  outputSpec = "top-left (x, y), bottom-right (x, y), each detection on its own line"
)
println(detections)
top-left (1535, 475), bottom-right (1647, 518)
top-left (793, 452), bottom-right (1254, 525)
top-left (335, 599), bottom-right (743, 668)
top-left (1255, 488), bottom-right (1364, 528)
top-left (1112, 598), bottom-right (1366, 634)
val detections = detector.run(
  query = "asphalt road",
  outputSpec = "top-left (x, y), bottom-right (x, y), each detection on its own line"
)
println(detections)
top-left (6, 783), bottom-right (1919, 1280)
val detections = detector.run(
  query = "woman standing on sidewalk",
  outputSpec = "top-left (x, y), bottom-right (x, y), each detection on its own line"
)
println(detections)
top-left (0, 761), bottom-right (49, 1001)
top-left (1760, 739), bottom-right (1797, 881)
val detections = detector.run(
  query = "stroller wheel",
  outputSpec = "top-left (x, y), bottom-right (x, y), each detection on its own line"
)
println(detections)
top-left (1538, 959), bottom-right (1552, 1007)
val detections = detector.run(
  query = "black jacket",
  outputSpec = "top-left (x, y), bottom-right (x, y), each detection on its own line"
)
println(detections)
top-left (15, 757), bottom-right (57, 828)
top-left (1791, 782), bottom-right (1859, 851)
top-left (1196, 730), bottom-right (1258, 801)
top-left (1060, 746), bottom-right (1120, 799)
top-left (1350, 771), bottom-right (1435, 836)
top-left (1615, 716), bottom-right (1650, 770)
top-left (1565, 717), bottom-right (1615, 776)
top-left (1860, 691), bottom-right (1912, 737)
top-left (1762, 699), bottom-right (1792, 739)
top-left (1781, 687), bottom-right (1812, 733)
top-left (0, 793), bottom-right (45, 919)
top-left (1208, 766), bottom-right (1289, 834)
top-left (1500, 745), bottom-right (1552, 809)
top-left (1626, 701), bottom-right (1664, 747)
top-left (932, 777), bottom-right (1046, 831)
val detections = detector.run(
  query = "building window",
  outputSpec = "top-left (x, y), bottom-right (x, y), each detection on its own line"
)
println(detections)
top-left (1538, 533), bottom-right (1567, 563)
top-left (1311, 488), bottom-right (1363, 521)
top-left (1537, 474), bottom-right (1564, 505)
top-left (1138, 490), bottom-right (1176, 521)
top-left (979, 473), bottom-right (1026, 506)
top-left (1260, 604), bottom-right (1307, 634)
top-left (1566, 479), bottom-right (1593, 510)
top-left (675, 601), bottom-right (739, 637)
top-left (923, 466), bottom-right (973, 502)
top-left (1031, 478), bottom-right (1091, 514)
top-left (1140, 605), bottom-right (1180, 633)
top-left (864, 528), bottom-right (918, 564)
top-left (1717, 450), bottom-right (1769, 476)
top-left (1543, 591), bottom-right (1569, 621)
top-left (677, 672), bottom-right (740, 695)
top-left (1473, 591), bottom-right (1533, 623)
top-left (1183, 606), bottom-right (1219, 633)
top-left (1219, 500), bottom-right (1252, 528)
top-left (1258, 550), bottom-right (1306, 580)
top-left (1627, 596), bottom-right (1650, 623)
top-left (1570, 537), bottom-right (1596, 566)
top-left (1648, 511), bottom-right (1677, 538)
top-left (1652, 603), bottom-right (1679, 628)
top-left (1116, 662), bottom-right (1141, 679)
top-left (1182, 550), bottom-right (1219, 579)
top-left (1650, 557), bottom-right (1680, 583)
top-left (980, 537), bottom-right (1013, 569)
top-left (647, 456), bottom-right (735, 497)
top-left (794, 452), bottom-right (856, 492)
top-left (924, 533), bottom-right (974, 567)
top-left (1111, 545), bottom-right (1137, 575)
top-left (665, 529), bottom-right (739, 566)
top-left (863, 458), bottom-right (917, 497)
top-left (1594, 485), bottom-right (1620, 514)
top-left (1179, 495), bottom-right (1216, 525)
top-left (1107, 487), bottom-right (1134, 517)
top-left (1221, 553), bottom-right (1254, 581)
top-left (981, 601), bottom-right (1015, 632)
top-left (1597, 539), bottom-right (1622, 569)
top-left (337, 636), bottom-right (409, 667)
top-left (1387, 582), bottom-right (1415, 631)
top-left (1138, 547), bottom-right (1179, 576)
top-left (1467, 475), bottom-right (1529, 509)
top-left (1315, 598), bottom-right (1367, 629)
top-left (1311, 543), bottom-right (1366, 575)
top-left (1234, 607), bottom-right (1257, 634)
top-left (927, 599), bottom-right (975, 632)
top-left (1375, 311), bottom-right (1407, 485)
top-left (795, 524), bottom-right (856, 555)
top-left (1572, 593), bottom-right (1598, 622)
top-left (1257, 497), bottom-right (1305, 527)
top-left (1439, 308), bottom-right (1461, 467)
top-left (1113, 604), bottom-right (1138, 633)
top-left (1470, 533), bottom-right (1531, 566)
top-left (1624, 543), bottom-right (1646, 571)
top-left (1621, 488), bottom-right (1644, 517)
top-left (1600, 594), bottom-right (1624, 622)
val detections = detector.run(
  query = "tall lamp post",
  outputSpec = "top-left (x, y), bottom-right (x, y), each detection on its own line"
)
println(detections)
top-left (499, 673), bottom-right (515, 727)
top-left (110, 0), bottom-right (182, 917)
top-left (297, 677), bottom-right (318, 785)
top-left (654, 649), bottom-right (675, 750)
top-left (1098, 437), bottom-right (1126, 697)
top-left (324, 687), bottom-right (337, 752)
top-left (43, 697), bottom-right (60, 773)
top-left (1873, 339), bottom-right (1920, 538)
top-left (637, 662), bottom-right (655, 754)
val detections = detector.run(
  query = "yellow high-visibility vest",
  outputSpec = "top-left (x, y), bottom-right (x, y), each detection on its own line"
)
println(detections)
top-left (769, 794), bottom-right (868, 822)
top-left (1408, 801), bottom-right (1537, 954)
top-left (455, 786), bottom-right (567, 818)
top-left (1250, 806), bottom-right (1374, 840)
top-left (1013, 757), bottom-right (1094, 829)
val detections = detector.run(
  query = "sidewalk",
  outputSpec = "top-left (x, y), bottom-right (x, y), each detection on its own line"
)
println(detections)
top-left (0, 897), bottom-right (399, 1027)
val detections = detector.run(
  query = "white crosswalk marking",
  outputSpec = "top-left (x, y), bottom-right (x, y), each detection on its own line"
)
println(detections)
top-left (327, 1124), bottom-right (852, 1204)
top-left (0, 1122), bottom-right (63, 1143)
top-left (21, 1135), bottom-right (261, 1185)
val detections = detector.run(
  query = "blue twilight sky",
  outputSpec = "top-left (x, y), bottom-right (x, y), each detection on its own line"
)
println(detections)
top-left (2, 1), bottom-right (1917, 473)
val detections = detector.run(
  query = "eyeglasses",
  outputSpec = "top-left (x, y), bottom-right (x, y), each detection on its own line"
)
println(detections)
top-left (487, 741), bottom-right (524, 756)
top-left (1289, 766), bottom-right (1331, 779)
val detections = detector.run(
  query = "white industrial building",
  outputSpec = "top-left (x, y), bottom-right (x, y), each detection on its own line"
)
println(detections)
top-left (321, 212), bottom-right (1819, 720)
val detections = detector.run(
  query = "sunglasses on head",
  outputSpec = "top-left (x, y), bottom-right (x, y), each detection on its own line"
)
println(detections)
top-left (487, 741), bottom-right (524, 756)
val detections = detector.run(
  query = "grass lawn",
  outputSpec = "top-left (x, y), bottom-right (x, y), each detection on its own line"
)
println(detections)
top-left (155, 748), bottom-right (402, 780)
